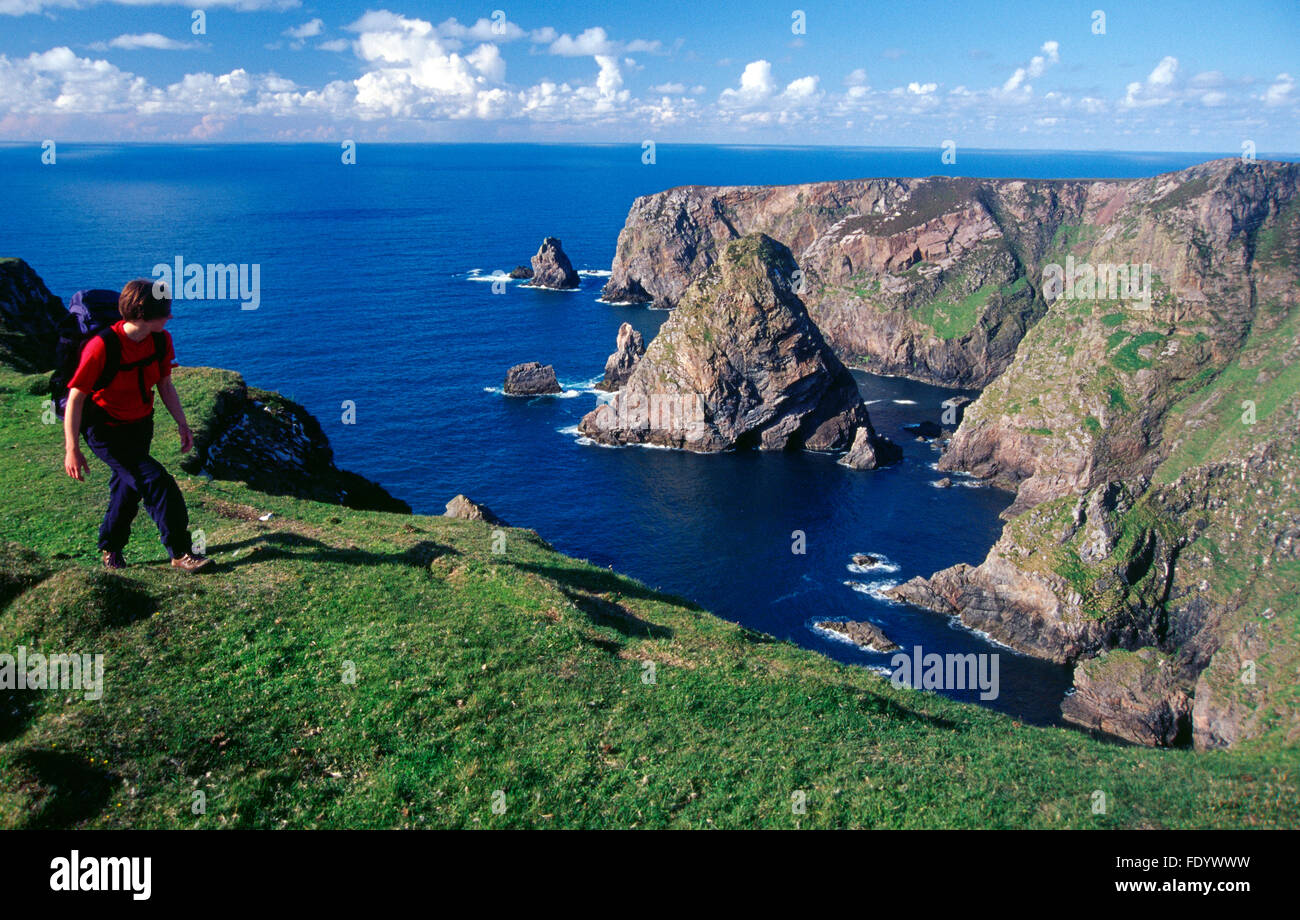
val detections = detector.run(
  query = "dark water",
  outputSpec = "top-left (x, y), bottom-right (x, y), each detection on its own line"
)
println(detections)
top-left (3, 143), bottom-right (1241, 723)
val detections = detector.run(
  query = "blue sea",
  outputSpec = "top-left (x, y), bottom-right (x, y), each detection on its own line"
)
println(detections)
top-left (0, 143), bottom-right (1258, 725)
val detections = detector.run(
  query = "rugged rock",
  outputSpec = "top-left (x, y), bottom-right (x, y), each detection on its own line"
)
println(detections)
top-left (596, 322), bottom-right (645, 391)
top-left (1061, 648), bottom-right (1192, 746)
top-left (935, 477), bottom-right (952, 489)
top-left (177, 369), bottom-right (410, 514)
top-left (529, 237), bottom-right (580, 290)
top-left (504, 362), bottom-right (562, 396)
top-left (602, 176), bottom-right (1068, 387)
top-left (889, 161), bottom-right (1300, 747)
top-left (838, 425), bottom-right (902, 470)
top-left (852, 554), bottom-right (881, 567)
top-left (0, 258), bottom-right (64, 373)
top-left (815, 619), bottom-right (900, 653)
top-left (444, 494), bottom-right (506, 525)
top-left (508, 265), bottom-right (534, 280)
top-left (579, 234), bottom-right (876, 453)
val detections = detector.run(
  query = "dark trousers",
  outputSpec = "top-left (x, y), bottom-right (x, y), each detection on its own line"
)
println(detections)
top-left (83, 411), bottom-right (192, 559)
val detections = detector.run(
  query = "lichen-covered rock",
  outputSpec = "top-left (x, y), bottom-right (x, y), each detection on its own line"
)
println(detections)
top-left (504, 362), bottom-right (562, 396)
top-left (444, 494), bottom-right (506, 525)
top-left (1061, 648), bottom-right (1192, 747)
top-left (579, 234), bottom-right (875, 453)
top-left (596, 322), bottom-right (645, 391)
top-left (529, 237), bottom-right (579, 290)
top-left (0, 257), bottom-right (64, 373)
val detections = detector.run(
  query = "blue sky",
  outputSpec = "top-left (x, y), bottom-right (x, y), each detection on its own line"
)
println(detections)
top-left (1, 0), bottom-right (1296, 149)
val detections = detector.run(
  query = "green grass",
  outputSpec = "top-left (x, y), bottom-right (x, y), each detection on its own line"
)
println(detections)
top-left (914, 283), bottom-right (995, 340)
top-left (1, 364), bottom-right (1297, 828)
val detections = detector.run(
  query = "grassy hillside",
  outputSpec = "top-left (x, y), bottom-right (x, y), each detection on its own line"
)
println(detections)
top-left (0, 364), bottom-right (1296, 828)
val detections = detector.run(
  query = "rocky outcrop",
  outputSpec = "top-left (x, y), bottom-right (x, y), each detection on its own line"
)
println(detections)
top-left (444, 494), bottom-right (506, 525)
top-left (888, 158), bottom-right (1300, 748)
top-left (596, 322), bottom-right (645, 391)
top-left (529, 237), bottom-right (579, 290)
top-left (176, 369), bottom-right (410, 514)
top-left (0, 258), bottom-right (64, 374)
top-left (504, 362), bottom-right (561, 395)
top-left (579, 234), bottom-right (878, 454)
top-left (508, 265), bottom-right (534, 280)
top-left (838, 425), bottom-right (902, 470)
top-left (1061, 649), bottom-right (1192, 747)
top-left (815, 619), bottom-right (899, 653)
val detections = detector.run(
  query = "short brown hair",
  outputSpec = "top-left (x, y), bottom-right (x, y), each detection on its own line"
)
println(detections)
top-left (119, 279), bottom-right (172, 321)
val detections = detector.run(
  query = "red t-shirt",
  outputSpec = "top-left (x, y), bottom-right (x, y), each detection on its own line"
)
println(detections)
top-left (67, 321), bottom-right (177, 422)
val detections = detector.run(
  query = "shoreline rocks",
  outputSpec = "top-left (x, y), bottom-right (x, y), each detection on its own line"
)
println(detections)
top-left (815, 619), bottom-right (900, 653)
top-left (839, 426), bottom-right (902, 471)
top-left (596, 322), bottom-right (645, 392)
top-left (529, 237), bottom-right (580, 290)
top-left (504, 362), bottom-right (562, 396)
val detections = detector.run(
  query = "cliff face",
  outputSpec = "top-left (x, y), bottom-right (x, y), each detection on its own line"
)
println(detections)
top-left (890, 159), bottom-right (1300, 748)
top-left (580, 234), bottom-right (883, 455)
top-left (605, 159), bottom-right (1300, 749)
top-left (602, 176), bottom-right (1086, 386)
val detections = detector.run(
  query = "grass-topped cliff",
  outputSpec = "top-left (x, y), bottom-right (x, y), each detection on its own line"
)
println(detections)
top-left (1, 359), bottom-right (1298, 827)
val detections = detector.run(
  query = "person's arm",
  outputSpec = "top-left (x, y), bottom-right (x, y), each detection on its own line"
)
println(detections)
top-left (63, 388), bottom-right (89, 481)
top-left (157, 377), bottom-right (193, 453)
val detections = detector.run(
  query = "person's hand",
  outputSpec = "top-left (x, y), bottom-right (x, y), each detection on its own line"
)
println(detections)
top-left (64, 447), bottom-right (88, 481)
top-left (179, 422), bottom-right (193, 454)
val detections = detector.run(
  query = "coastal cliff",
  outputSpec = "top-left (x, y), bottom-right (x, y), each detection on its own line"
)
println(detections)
top-left (605, 158), bottom-right (1300, 749)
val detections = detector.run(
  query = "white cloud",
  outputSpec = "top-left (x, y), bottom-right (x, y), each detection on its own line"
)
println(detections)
top-left (317, 39), bottom-right (348, 53)
top-left (89, 33), bottom-right (200, 51)
top-left (284, 19), bottom-right (323, 40)
top-left (844, 68), bottom-right (868, 87)
top-left (1, 0), bottom-right (297, 14)
top-left (718, 60), bottom-right (776, 106)
top-left (1001, 40), bottom-right (1059, 94)
top-left (1263, 73), bottom-right (1294, 106)
top-left (907, 81), bottom-right (937, 95)
top-left (651, 82), bottom-right (685, 94)
top-left (1122, 55), bottom-right (1179, 108)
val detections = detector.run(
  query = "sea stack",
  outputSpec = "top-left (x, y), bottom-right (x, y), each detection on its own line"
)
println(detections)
top-left (529, 237), bottom-right (580, 290)
top-left (595, 322), bottom-right (645, 391)
top-left (579, 233), bottom-right (883, 454)
top-left (503, 362), bottom-right (562, 396)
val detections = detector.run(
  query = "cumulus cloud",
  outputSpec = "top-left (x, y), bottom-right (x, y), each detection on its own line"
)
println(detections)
top-left (1122, 55), bottom-right (1179, 108)
top-left (283, 19), bottom-right (323, 40)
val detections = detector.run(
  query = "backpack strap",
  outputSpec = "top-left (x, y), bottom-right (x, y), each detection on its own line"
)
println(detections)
top-left (90, 328), bottom-right (122, 393)
top-left (112, 333), bottom-right (168, 405)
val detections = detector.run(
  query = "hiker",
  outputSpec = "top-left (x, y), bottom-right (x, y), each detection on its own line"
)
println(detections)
top-left (60, 280), bottom-right (211, 572)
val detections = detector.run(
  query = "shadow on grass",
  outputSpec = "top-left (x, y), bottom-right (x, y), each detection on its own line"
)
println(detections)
top-left (204, 533), bottom-right (457, 570)
top-left (12, 748), bottom-right (118, 829)
top-left (517, 562), bottom-right (705, 612)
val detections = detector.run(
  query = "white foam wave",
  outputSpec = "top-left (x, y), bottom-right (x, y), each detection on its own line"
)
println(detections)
top-left (578, 269), bottom-right (612, 277)
top-left (892, 399), bottom-right (918, 405)
top-left (844, 579), bottom-right (902, 604)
